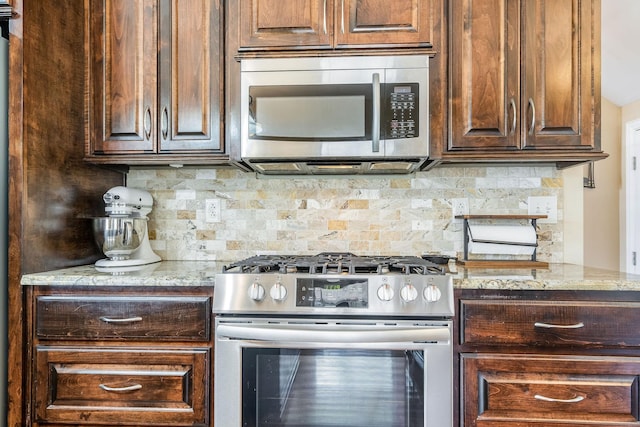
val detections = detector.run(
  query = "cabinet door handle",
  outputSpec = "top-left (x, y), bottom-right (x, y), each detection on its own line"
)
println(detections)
top-left (527, 97), bottom-right (536, 136)
top-left (534, 394), bottom-right (585, 403)
top-left (99, 383), bottom-right (143, 393)
top-left (534, 321), bottom-right (585, 329)
top-left (341, 0), bottom-right (345, 34)
top-left (509, 98), bottom-right (517, 135)
top-left (144, 106), bottom-right (152, 140)
top-left (323, 0), bottom-right (327, 34)
top-left (99, 316), bottom-right (143, 323)
top-left (161, 106), bottom-right (169, 140)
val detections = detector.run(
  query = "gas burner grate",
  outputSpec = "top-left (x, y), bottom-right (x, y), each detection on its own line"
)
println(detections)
top-left (222, 253), bottom-right (445, 275)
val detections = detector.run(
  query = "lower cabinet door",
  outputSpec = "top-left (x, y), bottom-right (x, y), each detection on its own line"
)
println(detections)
top-left (461, 353), bottom-right (640, 426)
top-left (34, 346), bottom-right (210, 426)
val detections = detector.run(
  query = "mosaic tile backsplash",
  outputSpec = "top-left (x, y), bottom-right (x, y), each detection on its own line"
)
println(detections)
top-left (126, 166), bottom-right (564, 263)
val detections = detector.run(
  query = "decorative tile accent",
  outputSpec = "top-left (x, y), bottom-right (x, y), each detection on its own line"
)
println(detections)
top-left (126, 166), bottom-right (564, 263)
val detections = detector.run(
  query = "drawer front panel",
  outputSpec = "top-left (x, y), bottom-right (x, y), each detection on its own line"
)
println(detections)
top-left (35, 296), bottom-right (211, 341)
top-left (35, 347), bottom-right (209, 425)
top-left (461, 300), bottom-right (640, 347)
top-left (462, 354), bottom-right (640, 425)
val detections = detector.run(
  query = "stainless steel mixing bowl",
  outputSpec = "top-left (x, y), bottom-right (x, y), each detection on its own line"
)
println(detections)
top-left (92, 217), bottom-right (148, 260)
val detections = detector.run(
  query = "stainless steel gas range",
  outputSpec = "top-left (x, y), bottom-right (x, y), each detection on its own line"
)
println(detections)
top-left (213, 253), bottom-right (454, 427)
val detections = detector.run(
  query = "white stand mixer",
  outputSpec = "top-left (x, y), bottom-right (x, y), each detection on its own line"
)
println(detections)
top-left (93, 186), bottom-right (161, 269)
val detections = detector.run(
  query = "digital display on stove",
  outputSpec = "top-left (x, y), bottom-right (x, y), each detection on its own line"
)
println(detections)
top-left (296, 278), bottom-right (368, 308)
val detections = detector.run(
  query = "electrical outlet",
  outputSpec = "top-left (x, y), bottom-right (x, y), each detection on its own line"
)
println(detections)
top-left (205, 199), bottom-right (221, 223)
top-left (528, 196), bottom-right (557, 223)
top-left (452, 198), bottom-right (469, 217)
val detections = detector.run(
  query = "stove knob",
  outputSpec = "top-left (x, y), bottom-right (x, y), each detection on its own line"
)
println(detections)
top-left (400, 283), bottom-right (418, 302)
top-left (248, 282), bottom-right (266, 301)
top-left (270, 282), bottom-right (288, 301)
top-left (377, 283), bottom-right (394, 301)
top-left (423, 285), bottom-right (442, 303)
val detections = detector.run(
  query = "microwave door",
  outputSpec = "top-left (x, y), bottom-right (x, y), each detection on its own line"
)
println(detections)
top-left (241, 69), bottom-right (385, 160)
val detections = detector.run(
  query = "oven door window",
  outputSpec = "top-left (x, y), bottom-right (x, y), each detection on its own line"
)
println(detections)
top-left (249, 85), bottom-right (372, 141)
top-left (242, 348), bottom-right (424, 427)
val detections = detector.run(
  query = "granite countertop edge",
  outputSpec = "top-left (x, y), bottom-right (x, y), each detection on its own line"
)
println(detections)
top-left (19, 261), bottom-right (640, 292)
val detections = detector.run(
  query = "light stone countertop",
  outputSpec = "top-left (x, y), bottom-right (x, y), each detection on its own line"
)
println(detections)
top-left (450, 263), bottom-right (640, 291)
top-left (20, 261), bottom-right (640, 292)
top-left (20, 261), bottom-right (218, 287)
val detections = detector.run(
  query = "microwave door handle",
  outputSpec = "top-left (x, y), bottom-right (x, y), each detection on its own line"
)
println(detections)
top-left (372, 72), bottom-right (381, 152)
top-left (216, 324), bottom-right (450, 344)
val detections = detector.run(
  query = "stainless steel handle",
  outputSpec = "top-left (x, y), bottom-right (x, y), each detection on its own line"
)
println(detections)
top-left (341, 0), bottom-right (345, 34)
top-left (534, 322), bottom-right (585, 329)
top-left (144, 106), bottom-right (152, 140)
top-left (99, 316), bottom-right (143, 323)
top-left (217, 324), bottom-right (450, 343)
top-left (534, 394), bottom-right (585, 403)
top-left (323, 0), bottom-right (327, 34)
top-left (372, 72), bottom-right (381, 152)
top-left (509, 98), bottom-right (517, 135)
top-left (161, 106), bottom-right (168, 140)
top-left (528, 97), bottom-right (536, 135)
top-left (99, 383), bottom-right (143, 393)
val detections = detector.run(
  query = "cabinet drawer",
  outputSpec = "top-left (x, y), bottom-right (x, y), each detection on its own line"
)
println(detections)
top-left (462, 354), bottom-right (640, 425)
top-left (35, 296), bottom-right (211, 341)
top-left (460, 300), bottom-right (640, 347)
top-left (35, 346), bottom-right (209, 426)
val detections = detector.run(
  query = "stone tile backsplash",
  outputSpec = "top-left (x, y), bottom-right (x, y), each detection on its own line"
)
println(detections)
top-left (126, 166), bottom-right (564, 263)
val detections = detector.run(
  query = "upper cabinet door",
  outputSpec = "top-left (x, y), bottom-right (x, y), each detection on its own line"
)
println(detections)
top-left (449, 0), bottom-right (520, 150)
top-left (89, 0), bottom-right (157, 153)
top-left (239, 0), bottom-right (333, 50)
top-left (336, 0), bottom-right (434, 48)
top-left (447, 0), bottom-right (600, 154)
top-left (87, 0), bottom-right (225, 161)
top-left (237, 0), bottom-right (434, 51)
top-left (521, 0), bottom-right (597, 150)
top-left (158, 0), bottom-right (223, 152)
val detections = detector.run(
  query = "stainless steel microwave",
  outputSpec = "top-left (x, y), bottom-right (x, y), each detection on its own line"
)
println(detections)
top-left (239, 55), bottom-right (430, 174)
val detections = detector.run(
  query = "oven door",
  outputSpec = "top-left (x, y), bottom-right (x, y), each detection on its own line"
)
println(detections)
top-left (214, 318), bottom-right (452, 427)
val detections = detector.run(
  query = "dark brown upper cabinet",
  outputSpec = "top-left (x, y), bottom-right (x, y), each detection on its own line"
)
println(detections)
top-left (430, 0), bottom-right (607, 168)
top-left (86, 0), bottom-right (226, 165)
top-left (237, 0), bottom-right (436, 51)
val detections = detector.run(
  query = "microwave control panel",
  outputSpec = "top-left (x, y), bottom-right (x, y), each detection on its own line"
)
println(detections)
top-left (385, 83), bottom-right (419, 139)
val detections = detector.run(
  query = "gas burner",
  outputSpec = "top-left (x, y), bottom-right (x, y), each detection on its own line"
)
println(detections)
top-left (222, 253), bottom-right (445, 275)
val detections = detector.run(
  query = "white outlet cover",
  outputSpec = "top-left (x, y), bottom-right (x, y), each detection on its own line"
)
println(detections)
top-left (205, 199), bottom-right (221, 223)
top-left (528, 196), bottom-right (557, 223)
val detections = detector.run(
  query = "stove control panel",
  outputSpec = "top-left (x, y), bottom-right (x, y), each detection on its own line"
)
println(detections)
top-left (215, 273), bottom-right (454, 317)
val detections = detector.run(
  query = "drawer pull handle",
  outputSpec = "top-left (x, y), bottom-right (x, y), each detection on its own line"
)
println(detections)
top-left (99, 316), bottom-right (143, 324)
top-left (534, 394), bottom-right (585, 403)
top-left (99, 383), bottom-right (143, 393)
top-left (534, 322), bottom-right (585, 329)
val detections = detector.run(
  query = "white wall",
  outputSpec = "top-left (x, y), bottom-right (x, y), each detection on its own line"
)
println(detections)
top-left (583, 98), bottom-right (622, 271)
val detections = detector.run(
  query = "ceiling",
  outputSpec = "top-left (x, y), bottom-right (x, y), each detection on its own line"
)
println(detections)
top-left (601, 0), bottom-right (640, 106)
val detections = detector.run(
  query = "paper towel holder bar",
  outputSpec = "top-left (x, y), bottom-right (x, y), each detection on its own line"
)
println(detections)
top-left (456, 214), bottom-right (549, 268)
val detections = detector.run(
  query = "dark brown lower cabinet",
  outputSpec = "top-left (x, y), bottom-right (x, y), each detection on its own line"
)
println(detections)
top-left (27, 286), bottom-right (214, 427)
top-left (462, 353), bottom-right (640, 426)
top-left (457, 289), bottom-right (640, 427)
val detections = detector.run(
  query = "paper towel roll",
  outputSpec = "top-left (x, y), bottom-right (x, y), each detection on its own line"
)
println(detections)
top-left (467, 241), bottom-right (536, 256)
top-left (467, 224), bottom-right (537, 256)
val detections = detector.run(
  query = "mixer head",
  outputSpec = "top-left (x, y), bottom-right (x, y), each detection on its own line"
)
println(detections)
top-left (103, 186), bottom-right (154, 217)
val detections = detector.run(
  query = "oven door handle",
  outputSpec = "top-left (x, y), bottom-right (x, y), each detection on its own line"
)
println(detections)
top-left (216, 324), bottom-right (450, 343)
